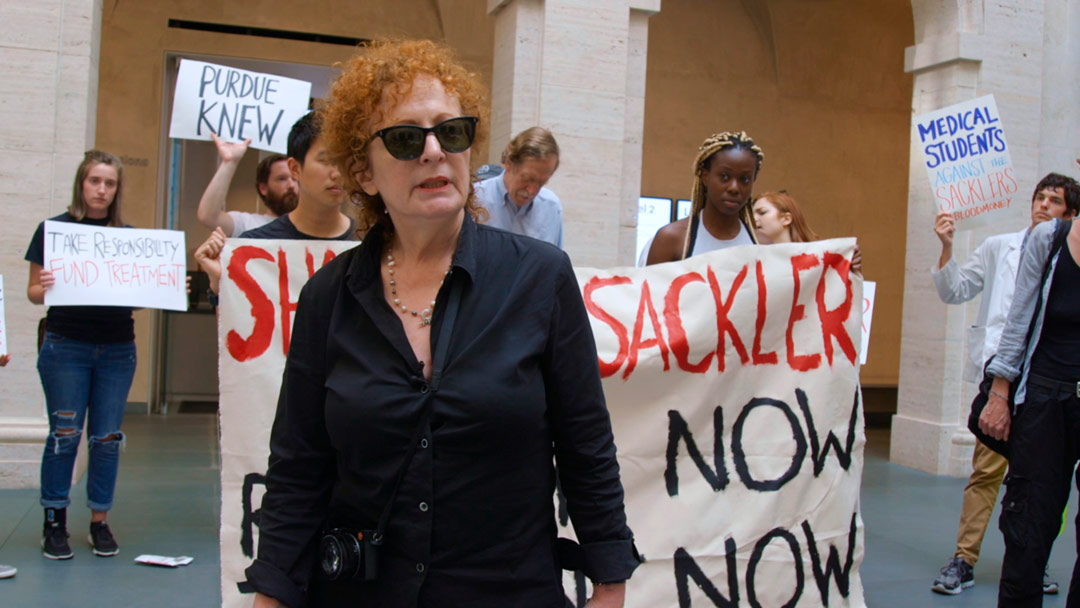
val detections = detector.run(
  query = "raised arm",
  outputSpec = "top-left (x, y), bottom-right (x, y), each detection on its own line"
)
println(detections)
top-left (933, 211), bottom-right (955, 270)
top-left (193, 228), bottom-right (227, 294)
top-left (195, 133), bottom-right (252, 236)
top-left (931, 212), bottom-right (992, 304)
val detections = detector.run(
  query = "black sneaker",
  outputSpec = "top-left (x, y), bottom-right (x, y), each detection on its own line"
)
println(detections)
top-left (931, 557), bottom-right (974, 595)
top-left (88, 522), bottom-right (119, 557)
top-left (42, 525), bottom-right (73, 560)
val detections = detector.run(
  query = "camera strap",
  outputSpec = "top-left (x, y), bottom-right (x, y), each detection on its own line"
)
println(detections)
top-left (373, 272), bottom-right (464, 542)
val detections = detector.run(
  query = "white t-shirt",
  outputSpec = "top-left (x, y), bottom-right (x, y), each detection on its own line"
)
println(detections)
top-left (228, 211), bottom-right (275, 236)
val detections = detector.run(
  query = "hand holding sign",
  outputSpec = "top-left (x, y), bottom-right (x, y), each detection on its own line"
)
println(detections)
top-left (169, 60), bottom-right (312, 154)
top-left (934, 211), bottom-right (956, 248)
top-left (212, 132), bottom-right (251, 163)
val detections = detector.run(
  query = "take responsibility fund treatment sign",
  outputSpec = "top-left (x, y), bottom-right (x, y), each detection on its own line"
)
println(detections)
top-left (216, 239), bottom-right (866, 608)
top-left (169, 59), bottom-right (313, 154)
top-left (913, 94), bottom-right (1017, 230)
top-left (41, 221), bottom-right (187, 311)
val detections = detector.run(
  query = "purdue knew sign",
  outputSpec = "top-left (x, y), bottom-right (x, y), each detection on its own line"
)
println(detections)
top-left (169, 59), bottom-right (312, 154)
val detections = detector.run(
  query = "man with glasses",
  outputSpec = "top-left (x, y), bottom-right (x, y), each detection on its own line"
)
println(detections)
top-left (475, 127), bottom-right (564, 248)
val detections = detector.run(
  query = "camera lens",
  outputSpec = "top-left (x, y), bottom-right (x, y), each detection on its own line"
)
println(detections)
top-left (319, 532), bottom-right (360, 580)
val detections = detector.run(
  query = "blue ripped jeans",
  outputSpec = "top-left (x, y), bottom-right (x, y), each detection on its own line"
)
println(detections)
top-left (37, 332), bottom-right (136, 512)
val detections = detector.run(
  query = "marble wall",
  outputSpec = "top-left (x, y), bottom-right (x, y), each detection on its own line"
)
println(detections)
top-left (0, 0), bottom-right (102, 487)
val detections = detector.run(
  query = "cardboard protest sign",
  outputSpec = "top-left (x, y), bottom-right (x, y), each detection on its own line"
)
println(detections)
top-left (0, 275), bottom-right (7, 356)
top-left (914, 95), bottom-right (1017, 229)
top-left (860, 281), bottom-right (876, 365)
top-left (169, 59), bottom-right (312, 154)
top-left (217, 239), bottom-right (865, 608)
top-left (42, 221), bottom-right (187, 311)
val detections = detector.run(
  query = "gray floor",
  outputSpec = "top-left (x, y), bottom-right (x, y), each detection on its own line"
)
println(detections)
top-left (0, 411), bottom-right (222, 607)
top-left (861, 428), bottom-right (1077, 607)
top-left (0, 417), bottom-right (1075, 606)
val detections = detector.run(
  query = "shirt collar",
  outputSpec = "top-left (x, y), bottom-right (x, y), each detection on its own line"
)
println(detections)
top-left (346, 213), bottom-right (479, 296)
top-left (497, 174), bottom-right (534, 214)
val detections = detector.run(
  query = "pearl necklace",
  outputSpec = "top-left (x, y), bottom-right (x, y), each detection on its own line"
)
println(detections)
top-left (385, 249), bottom-right (451, 328)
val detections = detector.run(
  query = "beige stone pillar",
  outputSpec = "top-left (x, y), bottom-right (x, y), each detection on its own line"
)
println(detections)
top-left (893, 0), bottom-right (1066, 475)
top-left (487, 0), bottom-right (660, 267)
top-left (0, 0), bottom-right (102, 488)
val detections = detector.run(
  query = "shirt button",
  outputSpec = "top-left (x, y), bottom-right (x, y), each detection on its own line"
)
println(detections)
top-left (416, 563), bottom-right (425, 573)
top-left (420, 438), bottom-right (429, 449)
top-left (420, 384), bottom-right (430, 394)
top-left (419, 501), bottom-right (429, 512)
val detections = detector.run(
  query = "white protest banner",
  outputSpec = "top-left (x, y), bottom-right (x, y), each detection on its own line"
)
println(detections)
top-left (217, 239), bottom-right (865, 608)
top-left (560, 239), bottom-right (865, 607)
top-left (860, 281), bottom-right (876, 365)
top-left (169, 59), bottom-right (312, 154)
top-left (217, 238), bottom-right (359, 608)
top-left (42, 221), bottom-right (187, 311)
top-left (913, 94), bottom-right (1017, 229)
top-left (0, 275), bottom-right (7, 356)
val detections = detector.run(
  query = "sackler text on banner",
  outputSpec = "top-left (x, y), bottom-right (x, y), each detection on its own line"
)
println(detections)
top-left (42, 221), bottom-right (187, 311)
top-left (216, 238), bottom-right (866, 608)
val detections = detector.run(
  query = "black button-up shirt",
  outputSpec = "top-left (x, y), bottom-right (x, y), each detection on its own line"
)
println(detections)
top-left (244, 215), bottom-right (639, 607)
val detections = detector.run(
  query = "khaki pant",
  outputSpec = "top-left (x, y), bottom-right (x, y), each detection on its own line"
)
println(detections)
top-left (955, 440), bottom-right (1008, 566)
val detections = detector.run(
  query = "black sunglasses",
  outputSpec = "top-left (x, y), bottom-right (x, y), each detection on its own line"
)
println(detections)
top-left (372, 116), bottom-right (479, 161)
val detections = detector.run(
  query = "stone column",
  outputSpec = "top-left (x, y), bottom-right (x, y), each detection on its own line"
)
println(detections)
top-left (0, 0), bottom-right (102, 487)
top-left (893, 0), bottom-right (1063, 475)
top-left (487, 0), bottom-right (661, 267)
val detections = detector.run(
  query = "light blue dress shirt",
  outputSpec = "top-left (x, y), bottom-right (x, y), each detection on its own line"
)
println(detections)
top-left (474, 175), bottom-right (563, 248)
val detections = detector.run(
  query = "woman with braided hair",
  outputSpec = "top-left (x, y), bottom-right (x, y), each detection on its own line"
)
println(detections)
top-left (645, 131), bottom-right (764, 265)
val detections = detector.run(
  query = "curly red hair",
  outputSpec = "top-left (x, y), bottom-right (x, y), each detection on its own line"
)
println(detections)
top-left (321, 38), bottom-right (489, 232)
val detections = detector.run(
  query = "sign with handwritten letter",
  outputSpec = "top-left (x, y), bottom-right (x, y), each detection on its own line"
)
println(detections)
top-left (914, 95), bottom-right (1016, 230)
top-left (42, 221), bottom-right (187, 311)
top-left (217, 239), bottom-right (865, 608)
top-left (169, 59), bottom-right (312, 154)
top-left (0, 276), bottom-right (7, 356)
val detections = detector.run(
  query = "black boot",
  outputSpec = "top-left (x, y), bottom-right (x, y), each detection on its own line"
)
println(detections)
top-left (42, 507), bottom-right (73, 560)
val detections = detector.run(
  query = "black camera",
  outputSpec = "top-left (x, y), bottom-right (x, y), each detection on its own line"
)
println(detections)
top-left (319, 528), bottom-right (380, 581)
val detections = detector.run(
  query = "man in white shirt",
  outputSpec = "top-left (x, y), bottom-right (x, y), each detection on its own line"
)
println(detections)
top-left (930, 172), bottom-right (1078, 596)
top-left (474, 127), bottom-right (563, 248)
top-left (195, 133), bottom-right (298, 236)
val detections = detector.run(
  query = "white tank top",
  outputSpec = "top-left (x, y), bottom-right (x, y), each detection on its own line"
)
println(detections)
top-left (690, 214), bottom-right (754, 256)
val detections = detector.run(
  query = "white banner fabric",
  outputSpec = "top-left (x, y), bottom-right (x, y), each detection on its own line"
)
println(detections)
top-left (218, 238), bottom-right (866, 608)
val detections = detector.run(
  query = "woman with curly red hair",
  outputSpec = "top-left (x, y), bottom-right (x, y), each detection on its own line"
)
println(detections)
top-left (244, 39), bottom-right (639, 608)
